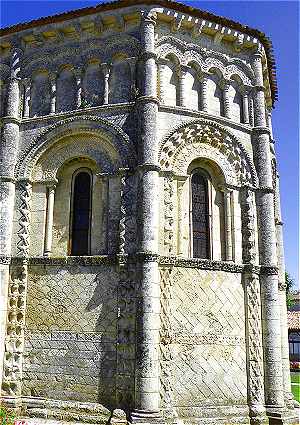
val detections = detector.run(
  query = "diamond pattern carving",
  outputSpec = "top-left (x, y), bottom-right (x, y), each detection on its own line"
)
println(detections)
top-left (160, 267), bottom-right (247, 407)
top-left (23, 265), bottom-right (119, 403)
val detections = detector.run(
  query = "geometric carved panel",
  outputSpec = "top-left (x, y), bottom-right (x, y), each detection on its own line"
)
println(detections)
top-left (160, 267), bottom-right (247, 410)
top-left (23, 265), bottom-right (119, 404)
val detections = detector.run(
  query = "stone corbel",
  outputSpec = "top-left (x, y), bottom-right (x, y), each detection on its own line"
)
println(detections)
top-left (171, 15), bottom-right (185, 33)
top-left (94, 16), bottom-right (104, 34)
top-left (233, 33), bottom-right (244, 52)
top-left (112, 14), bottom-right (125, 32)
top-left (213, 27), bottom-right (226, 44)
top-left (191, 19), bottom-right (205, 38)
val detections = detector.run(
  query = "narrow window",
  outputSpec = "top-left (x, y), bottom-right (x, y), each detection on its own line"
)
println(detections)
top-left (191, 171), bottom-right (210, 259)
top-left (70, 170), bottom-right (92, 255)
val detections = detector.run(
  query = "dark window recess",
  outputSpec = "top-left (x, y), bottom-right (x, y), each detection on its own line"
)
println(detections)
top-left (191, 172), bottom-right (210, 259)
top-left (71, 171), bottom-right (91, 255)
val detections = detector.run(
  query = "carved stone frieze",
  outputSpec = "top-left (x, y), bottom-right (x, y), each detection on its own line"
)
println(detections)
top-left (160, 267), bottom-right (176, 418)
top-left (16, 180), bottom-right (32, 257)
top-left (2, 263), bottom-right (28, 396)
top-left (163, 175), bottom-right (175, 255)
top-left (159, 256), bottom-right (244, 273)
top-left (240, 187), bottom-right (257, 264)
top-left (116, 264), bottom-right (136, 408)
top-left (118, 170), bottom-right (138, 255)
top-left (244, 273), bottom-right (266, 423)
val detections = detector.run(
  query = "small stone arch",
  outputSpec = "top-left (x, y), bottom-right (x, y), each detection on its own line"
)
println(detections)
top-left (31, 133), bottom-right (117, 182)
top-left (159, 118), bottom-right (258, 187)
top-left (156, 36), bottom-right (254, 86)
top-left (16, 115), bottom-right (135, 180)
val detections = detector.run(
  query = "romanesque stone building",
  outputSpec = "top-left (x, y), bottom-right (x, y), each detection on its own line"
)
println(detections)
top-left (0, 1), bottom-right (298, 424)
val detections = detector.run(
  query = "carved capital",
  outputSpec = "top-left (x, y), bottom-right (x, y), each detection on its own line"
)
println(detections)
top-left (140, 10), bottom-right (157, 26)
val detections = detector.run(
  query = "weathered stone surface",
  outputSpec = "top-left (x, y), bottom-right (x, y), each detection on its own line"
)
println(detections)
top-left (0, 1), bottom-right (298, 425)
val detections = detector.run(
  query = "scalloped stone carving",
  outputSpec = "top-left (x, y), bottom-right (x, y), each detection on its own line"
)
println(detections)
top-left (159, 119), bottom-right (258, 187)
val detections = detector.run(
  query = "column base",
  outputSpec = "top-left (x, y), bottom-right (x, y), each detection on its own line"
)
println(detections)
top-left (266, 407), bottom-right (299, 425)
top-left (130, 409), bottom-right (163, 424)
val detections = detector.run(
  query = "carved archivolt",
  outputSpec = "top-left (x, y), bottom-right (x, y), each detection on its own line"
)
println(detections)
top-left (159, 119), bottom-right (258, 187)
top-left (32, 134), bottom-right (116, 182)
top-left (16, 115), bottom-right (134, 180)
top-left (156, 36), bottom-right (254, 86)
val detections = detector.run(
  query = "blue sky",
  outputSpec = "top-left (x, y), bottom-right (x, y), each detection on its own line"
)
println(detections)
top-left (1, 1), bottom-right (299, 286)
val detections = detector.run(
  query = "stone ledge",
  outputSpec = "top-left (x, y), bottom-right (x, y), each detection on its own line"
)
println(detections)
top-left (19, 103), bottom-right (135, 126)
top-left (159, 256), bottom-right (244, 273)
top-left (158, 105), bottom-right (253, 134)
top-left (2, 255), bottom-right (273, 275)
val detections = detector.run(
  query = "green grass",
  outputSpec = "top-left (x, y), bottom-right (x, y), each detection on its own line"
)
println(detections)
top-left (291, 372), bottom-right (300, 403)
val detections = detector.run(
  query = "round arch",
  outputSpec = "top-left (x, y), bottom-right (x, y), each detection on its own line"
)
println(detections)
top-left (16, 115), bottom-right (135, 180)
top-left (159, 118), bottom-right (258, 187)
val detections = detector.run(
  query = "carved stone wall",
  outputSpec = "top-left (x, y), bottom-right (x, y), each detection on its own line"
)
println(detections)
top-left (0, 2), bottom-right (296, 424)
top-left (22, 264), bottom-right (134, 406)
top-left (160, 266), bottom-right (247, 419)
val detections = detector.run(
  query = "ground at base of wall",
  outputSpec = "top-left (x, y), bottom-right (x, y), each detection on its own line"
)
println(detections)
top-left (291, 371), bottom-right (300, 403)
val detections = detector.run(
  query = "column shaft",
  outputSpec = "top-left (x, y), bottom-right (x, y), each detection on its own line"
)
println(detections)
top-left (157, 61), bottom-right (168, 105)
top-left (275, 173), bottom-right (294, 407)
top-left (252, 51), bottom-right (285, 410)
top-left (177, 178), bottom-right (186, 256)
top-left (23, 78), bottom-right (31, 118)
top-left (201, 76), bottom-right (208, 112)
top-left (267, 109), bottom-right (274, 139)
top-left (224, 190), bottom-right (233, 261)
top-left (242, 94), bottom-right (249, 124)
top-left (75, 70), bottom-right (82, 109)
top-left (44, 185), bottom-right (55, 256)
top-left (132, 10), bottom-right (161, 421)
top-left (50, 73), bottom-right (56, 114)
top-left (222, 82), bottom-right (231, 119)
top-left (241, 187), bottom-right (267, 423)
top-left (178, 68), bottom-right (187, 108)
top-left (101, 64), bottom-right (110, 105)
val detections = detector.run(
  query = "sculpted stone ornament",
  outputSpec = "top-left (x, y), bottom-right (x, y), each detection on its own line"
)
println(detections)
top-left (0, 2), bottom-right (297, 425)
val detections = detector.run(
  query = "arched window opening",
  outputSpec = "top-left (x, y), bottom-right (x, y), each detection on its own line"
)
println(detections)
top-left (70, 170), bottom-right (92, 256)
top-left (191, 170), bottom-right (210, 259)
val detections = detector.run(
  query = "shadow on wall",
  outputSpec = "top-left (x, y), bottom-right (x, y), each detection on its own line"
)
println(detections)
top-left (23, 264), bottom-right (136, 411)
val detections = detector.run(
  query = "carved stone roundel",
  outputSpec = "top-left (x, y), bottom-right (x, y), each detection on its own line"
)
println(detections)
top-left (159, 119), bottom-right (258, 187)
